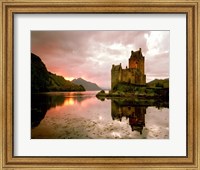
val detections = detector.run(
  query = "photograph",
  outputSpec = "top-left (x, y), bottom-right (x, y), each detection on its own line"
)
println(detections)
top-left (1, 0), bottom-right (199, 168)
top-left (31, 31), bottom-right (169, 139)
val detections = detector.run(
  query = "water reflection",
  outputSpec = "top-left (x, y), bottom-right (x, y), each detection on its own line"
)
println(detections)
top-left (112, 99), bottom-right (146, 134)
top-left (31, 93), bottom-right (65, 128)
top-left (31, 92), bottom-right (94, 128)
top-left (31, 91), bottom-right (169, 139)
top-left (110, 97), bottom-right (169, 134)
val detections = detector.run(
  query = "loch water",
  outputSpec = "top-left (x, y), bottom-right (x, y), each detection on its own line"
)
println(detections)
top-left (31, 91), bottom-right (169, 139)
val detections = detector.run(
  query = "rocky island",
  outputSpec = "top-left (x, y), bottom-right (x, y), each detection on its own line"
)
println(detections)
top-left (96, 49), bottom-right (169, 106)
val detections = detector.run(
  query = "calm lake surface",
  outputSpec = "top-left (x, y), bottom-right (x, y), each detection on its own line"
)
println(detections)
top-left (31, 91), bottom-right (169, 139)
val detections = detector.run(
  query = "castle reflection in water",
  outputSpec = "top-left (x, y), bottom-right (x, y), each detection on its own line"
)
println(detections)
top-left (32, 93), bottom-right (147, 134)
top-left (32, 92), bottom-right (168, 138)
top-left (111, 99), bottom-right (146, 134)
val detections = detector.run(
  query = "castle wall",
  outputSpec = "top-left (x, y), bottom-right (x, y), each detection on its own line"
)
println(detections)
top-left (140, 57), bottom-right (146, 74)
top-left (141, 74), bottom-right (146, 84)
top-left (121, 69), bottom-right (135, 83)
top-left (139, 57), bottom-right (145, 75)
top-left (111, 67), bottom-right (122, 90)
top-left (120, 68), bottom-right (146, 85)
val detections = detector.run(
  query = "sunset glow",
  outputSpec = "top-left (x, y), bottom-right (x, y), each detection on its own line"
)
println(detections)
top-left (64, 77), bottom-right (75, 81)
top-left (31, 31), bottom-right (169, 88)
top-left (64, 98), bottom-right (75, 106)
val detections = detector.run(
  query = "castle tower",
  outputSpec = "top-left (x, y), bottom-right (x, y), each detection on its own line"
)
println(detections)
top-left (111, 63), bottom-right (122, 90)
top-left (129, 48), bottom-right (144, 75)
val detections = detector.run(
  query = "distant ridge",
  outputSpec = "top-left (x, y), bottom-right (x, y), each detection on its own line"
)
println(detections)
top-left (72, 78), bottom-right (102, 91)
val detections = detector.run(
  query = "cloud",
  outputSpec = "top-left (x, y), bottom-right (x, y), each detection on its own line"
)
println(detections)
top-left (145, 31), bottom-right (169, 56)
top-left (145, 52), bottom-right (169, 81)
top-left (31, 31), bottom-right (169, 88)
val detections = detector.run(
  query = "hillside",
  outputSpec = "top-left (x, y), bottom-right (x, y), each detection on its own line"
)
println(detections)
top-left (72, 78), bottom-right (102, 91)
top-left (31, 53), bottom-right (85, 93)
top-left (31, 53), bottom-right (49, 92)
top-left (147, 78), bottom-right (169, 88)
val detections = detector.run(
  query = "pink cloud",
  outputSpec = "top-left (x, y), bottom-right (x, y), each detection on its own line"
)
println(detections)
top-left (31, 31), bottom-right (169, 88)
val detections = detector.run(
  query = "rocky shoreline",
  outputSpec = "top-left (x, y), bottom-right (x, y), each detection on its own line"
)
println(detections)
top-left (96, 87), bottom-right (169, 108)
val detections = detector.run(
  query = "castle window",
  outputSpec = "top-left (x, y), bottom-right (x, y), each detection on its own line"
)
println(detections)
top-left (135, 61), bottom-right (138, 68)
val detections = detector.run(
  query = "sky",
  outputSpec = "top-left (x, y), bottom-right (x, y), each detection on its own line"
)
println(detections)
top-left (31, 31), bottom-right (169, 89)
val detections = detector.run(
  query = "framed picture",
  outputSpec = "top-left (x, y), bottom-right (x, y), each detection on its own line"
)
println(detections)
top-left (1, 0), bottom-right (199, 169)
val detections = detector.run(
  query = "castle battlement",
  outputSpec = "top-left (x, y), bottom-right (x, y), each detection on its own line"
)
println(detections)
top-left (111, 48), bottom-right (146, 90)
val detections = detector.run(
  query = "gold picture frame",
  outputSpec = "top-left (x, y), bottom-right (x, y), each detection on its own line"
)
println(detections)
top-left (0, 0), bottom-right (199, 169)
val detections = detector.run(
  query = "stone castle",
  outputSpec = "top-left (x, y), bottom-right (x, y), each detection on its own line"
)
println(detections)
top-left (111, 48), bottom-right (146, 90)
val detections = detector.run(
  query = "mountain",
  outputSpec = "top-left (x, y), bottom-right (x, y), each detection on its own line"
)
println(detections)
top-left (31, 53), bottom-right (85, 93)
top-left (146, 78), bottom-right (169, 88)
top-left (31, 53), bottom-right (49, 92)
top-left (72, 78), bottom-right (102, 91)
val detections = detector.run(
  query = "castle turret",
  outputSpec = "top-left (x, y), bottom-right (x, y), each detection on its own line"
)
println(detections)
top-left (111, 64), bottom-right (122, 90)
top-left (129, 48), bottom-right (144, 75)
